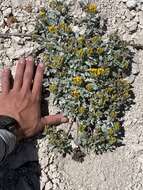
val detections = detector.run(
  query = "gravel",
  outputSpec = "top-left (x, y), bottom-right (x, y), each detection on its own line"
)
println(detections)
top-left (0, 0), bottom-right (143, 189)
top-left (126, 0), bottom-right (137, 9)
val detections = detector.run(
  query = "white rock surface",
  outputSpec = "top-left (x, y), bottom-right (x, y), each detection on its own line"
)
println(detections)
top-left (126, 0), bottom-right (137, 9)
top-left (0, 0), bottom-right (143, 190)
top-left (3, 7), bottom-right (12, 17)
top-left (45, 181), bottom-right (53, 190)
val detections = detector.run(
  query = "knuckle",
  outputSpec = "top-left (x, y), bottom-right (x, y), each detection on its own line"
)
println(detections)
top-left (32, 93), bottom-right (41, 103)
top-left (20, 89), bottom-right (31, 99)
top-left (32, 94), bottom-right (40, 102)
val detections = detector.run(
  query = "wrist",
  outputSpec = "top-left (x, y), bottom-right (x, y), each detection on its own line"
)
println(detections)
top-left (0, 115), bottom-right (21, 142)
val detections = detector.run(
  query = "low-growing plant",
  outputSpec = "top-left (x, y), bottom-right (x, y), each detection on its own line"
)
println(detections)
top-left (34, 0), bottom-right (134, 160)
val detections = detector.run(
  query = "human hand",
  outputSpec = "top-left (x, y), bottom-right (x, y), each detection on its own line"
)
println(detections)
top-left (0, 57), bottom-right (68, 140)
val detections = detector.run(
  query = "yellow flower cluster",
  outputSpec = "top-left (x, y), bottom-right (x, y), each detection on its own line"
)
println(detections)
top-left (48, 25), bottom-right (58, 33)
top-left (39, 8), bottom-right (46, 17)
top-left (51, 56), bottom-right (64, 68)
top-left (91, 36), bottom-right (101, 44)
top-left (87, 48), bottom-right (94, 56)
top-left (53, 56), bottom-right (64, 64)
top-left (88, 68), bottom-right (105, 76)
top-left (71, 89), bottom-right (80, 98)
top-left (85, 83), bottom-right (94, 91)
top-left (72, 76), bottom-right (83, 85)
top-left (49, 83), bottom-right (57, 94)
top-left (97, 47), bottom-right (104, 55)
top-left (78, 106), bottom-right (86, 114)
top-left (76, 48), bottom-right (95, 58)
top-left (77, 36), bottom-right (85, 45)
top-left (109, 137), bottom-right (117, 145)
top-left (59, 22), bottom-right (71, 33)
top-left (76, 49), bottom-right (85, 58)
top-left (110, 111), bottom-right (117, 119)
top-left (86, 3), bottom-right (97, 13)
top-left (108, 122), bottom-right (120, 137)
top-left (48, 22), bottom-right (72, 34)
top-left (75, 47), bottom-right (104, 58)
top-left (79, 124), bottom-right (86, 133)
top-left (106, 87), bottom-right (113, 93)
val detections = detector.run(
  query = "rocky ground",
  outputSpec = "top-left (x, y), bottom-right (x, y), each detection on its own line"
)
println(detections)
top-left (0, 0), bottom-right (143, 190)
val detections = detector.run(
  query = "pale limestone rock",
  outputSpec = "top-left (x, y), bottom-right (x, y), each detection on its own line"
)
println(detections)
top-left (3, 7), bottom-right (12, 17)
top-left (45, 181), bottom-right (53, 190)
top-left (126, 21), bottom-right (138, 32)
top-left (126, 0), bottom-right (137, 9)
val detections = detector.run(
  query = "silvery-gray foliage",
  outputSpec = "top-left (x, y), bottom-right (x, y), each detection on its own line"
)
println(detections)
top-left (34, 0), bottom-right (134, 161)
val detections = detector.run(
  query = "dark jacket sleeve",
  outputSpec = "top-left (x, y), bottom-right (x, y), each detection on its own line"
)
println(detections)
top-left (0, 129), bottom-right (16, 162)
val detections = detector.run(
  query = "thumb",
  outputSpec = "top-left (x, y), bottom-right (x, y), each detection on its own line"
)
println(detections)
top-left (40, 114), bottom-right (69, 129)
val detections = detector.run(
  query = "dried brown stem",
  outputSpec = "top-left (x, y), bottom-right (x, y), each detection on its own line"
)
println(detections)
top-left (0, 33), bottom-right (32, 39)
top-left (128, 43), bottom-right (143, 50)
top-left (67, 120), bottom-right (74, 136)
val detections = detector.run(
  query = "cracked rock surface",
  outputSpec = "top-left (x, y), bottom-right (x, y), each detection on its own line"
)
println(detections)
top-left (0, 0), bottom-right (143, 190)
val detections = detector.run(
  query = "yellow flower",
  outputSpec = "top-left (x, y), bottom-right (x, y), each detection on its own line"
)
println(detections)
top-left (53, 56), bottom-right (64, 64)
top-left (48, 25), bottom-right (58, 33)
top-left (49, 83), bottom-right (57, 94)
top-left (97, 47), bottom-right (104, 55)
top-left (76, 49), bottom-right (85, 58)
top-left (86, 3), bottom-right (97, 13)
top-left (64, 25), bottom-right (71, 33)
top-left (88, 68), bottom-right (105, 76)
top-left (110, 111), bottom-right (117, 118)
top-left (111, 94), bottom-right (117, 101)
top-left (72, 76), bottom-right (83, 86)
top-left (109, 137), bottom-right (117, 145)
top-left (59, 21), bottom-right (65, 29)
top-left (87, 48), bottom-right (94, 56)
top-left (96, 92), bottom-right (103, 98)
top-left (59, 22), bottom-right (71, 33)
top-left (39, 8), bottom-right (46, 17)
top-left (124, 92), bottom-right (129, 98)
top-left (78, 106), bottom-right (86, 114)
top-left (85, 83), bottom-right (94, 91)
top-left (97, 68), bottom-right (105, 75)
top-left (51, 56), bottom-right (64, 68)
top-left (77, 36), bottom-right (85, 45)
top-left (91, 36), bottom-right (101, 44)
top-left (105, 68), bottom-right (110, 74)
top-left (106, 87), bottom-right (113, 93)
top-left (108, 128), bottom-right (114, 136)
top-left (113, 122), bottom-right (121, 132)
top-left (95, 111), bottom-right (102, 117)
top-left (79, 124), bottom-right (86, 133)
top-left (71, 89), bottom-right (80, 98)
top-left (43, 54), bottom-right (49, 64)
top-left (88, 68), bottom-right (97, 75)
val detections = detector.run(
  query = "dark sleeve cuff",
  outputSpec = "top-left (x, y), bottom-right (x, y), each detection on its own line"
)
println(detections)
top-left (0, 129), bottom-right (16, 162)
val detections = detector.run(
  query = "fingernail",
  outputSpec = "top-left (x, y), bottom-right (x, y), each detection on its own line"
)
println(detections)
top-left (38, 63), bottom-right (44, 68)
top-left (4, 66), bottom-right (9, 69)
top-left (61, 117), bottom-right (69, 123)
top-left (27, 56), bottom-right (33, 62)
top-left (3, 67), bottom-right (10, 72)
top-left (19, 58), bottom-right (25, 64)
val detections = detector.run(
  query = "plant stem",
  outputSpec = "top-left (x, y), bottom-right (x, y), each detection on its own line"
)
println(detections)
top-left (67, 120), bottom-right (74, 136)
top-left (0, 33), bottom-right (32, 39)
top-left (128, 43), bottom-right (143, 50)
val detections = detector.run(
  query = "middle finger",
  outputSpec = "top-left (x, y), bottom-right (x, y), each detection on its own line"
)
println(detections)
top-left (22, 56), bottom-right (34, 92)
